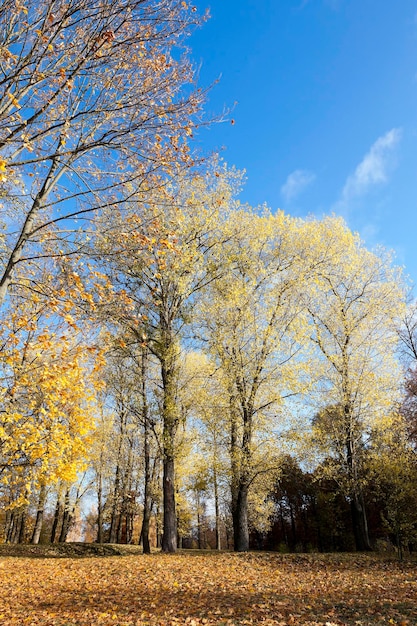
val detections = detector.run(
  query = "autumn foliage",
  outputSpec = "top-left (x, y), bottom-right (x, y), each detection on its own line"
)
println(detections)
top-left (1, 0), bottom-right (417, 568)
top-left (0, 550), bottom-right (416, 625)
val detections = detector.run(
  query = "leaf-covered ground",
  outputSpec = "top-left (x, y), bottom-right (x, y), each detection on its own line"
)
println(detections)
top-left (0, 549), bottom-right (416, 625)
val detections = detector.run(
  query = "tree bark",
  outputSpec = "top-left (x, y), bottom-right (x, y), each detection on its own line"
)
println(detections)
top-left (31, 484), bottom-right (46, 544)
top-left (232, 484), bottom-right (249, 552)
top-left (351, 493), bottom-right (372, 551)
top-left (96, 475), bottom-right (104, 544)
top-left (230, 396), bottom-right (252, 552)
top-left (213, 464), bottom-right (221, 550)
top-left (4, 510), bottom-right (12, 543)
top-left (289, 502), bottom-right (297, 551)
top-left (345, 412), bottom-right (372, 552)
top-left (196, 491), bottom-right (202, 550)
top-left (141, 344), bottom-right (152, 553)
top-left (58, 488), bottom-right (72, 543)
top-left (10, 513), bottom-right (19, 544)
top-left (9, 509), bottom-right (26, 544)
top-left (51, 491), bottom-right (63, 543)
top-left (162, 454), bottom-right (177, 552)
top-left (109, 458), bottom-right (122, 543)
top-left (159, 331), bottom-right (179, 553)
top-left (156, 503), bottom-right (162, 549)
top-left (18, 509), bottom-right (26, 544)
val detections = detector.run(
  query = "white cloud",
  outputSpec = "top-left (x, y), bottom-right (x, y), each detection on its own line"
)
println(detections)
top-left (340, 128), bottom-right (402, 204)
top-left (281, 169), bottom-right (316, 202)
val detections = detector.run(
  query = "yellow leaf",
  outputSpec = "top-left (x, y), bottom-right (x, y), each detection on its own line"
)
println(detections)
top-left (7, 92), bottom-right (20, 107)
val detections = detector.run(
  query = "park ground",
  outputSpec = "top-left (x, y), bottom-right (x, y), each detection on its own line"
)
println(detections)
top-left (0, 547), bottom-right (416, 625)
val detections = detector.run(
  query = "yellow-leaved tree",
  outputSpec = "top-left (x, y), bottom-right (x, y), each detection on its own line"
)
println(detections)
top-left (307, 218), bottom-right (405, 551)
top-left (0, 0), bottom-right (207, 307)
top-left (196, 208), bottom-right (317, 551)
top-left (93, 164), bottom-right (241, 552)
top-left (0, 293), bottom-right (97, 542)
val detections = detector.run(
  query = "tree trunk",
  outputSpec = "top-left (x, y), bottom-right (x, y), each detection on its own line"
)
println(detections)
top-left (51, 491), bottom-right (63, 543)
top-left (351, 493), bottom-right (372, 551)
top-left (96, 475), bottom-right (104, 544)
top-left (225, 516), bottom-right (232, 550)
top-left (289, 502), bottom-right (297, 551)
top-left (126, 508), bottom-right (134, 544)
top-left (31, 484), bottom-right (46, 544)
top-left (6, 511), bottom-right (15, 543)
top-left (59, 488), bottom-right (72, 543)
top-left (116, 509), bottom-right (124, 544)
top-left (213, 464), bottom-right (221, 550)
top-left (9, 509), bottom-right (25, 544)
top-left (141, 436), bottom-right (151, 552)
top-left (141, 345), bottom-right (152, 554)
top-left (109, 459), bottom-right (122, 543)
top-left (4, 510), bottom-right (12, 543)
top-left (142, 479), bottom-right (151, 553)
top-left (312, 497), bottom-right (323, 553)
top-left (230, 399), bottom-right (252, 553)
top-left (232, 484), bottom-right (249, 552)
top-left (160, 336), bottom-right (179, 554)
top-left (162, 454), bottom-right (177, 552)
top-left (10, 513), bottom-right (19, 544)
top-left (156, 504), bottom-right (162, 549)
top-left (118, 442), bottom-right (134, 544)
top-left (279, 504), bottom-right (288, 548)
top-left (196, 491), bottom-right (202, 549)
top-left (345, 417), bottom-right (372, 552)
top-left (18, 509), bottom-right (26, 544)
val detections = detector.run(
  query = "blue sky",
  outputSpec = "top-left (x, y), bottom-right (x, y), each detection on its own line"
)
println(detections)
top-left (191, 0), bottom-right (417, 284)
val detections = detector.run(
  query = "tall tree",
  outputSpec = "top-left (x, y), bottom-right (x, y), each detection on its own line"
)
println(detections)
top-left (307, 220), bottom-right (405, 550)
top-left (197, 209), bottom-right (313, 551)
top-left (94, 165), bottom-right (239, 552)
top-left (0, 288), bottom-right (97, 518)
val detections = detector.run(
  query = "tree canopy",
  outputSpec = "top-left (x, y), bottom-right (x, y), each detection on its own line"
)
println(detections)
top-left (0, 1), bottom-right (414, 556)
